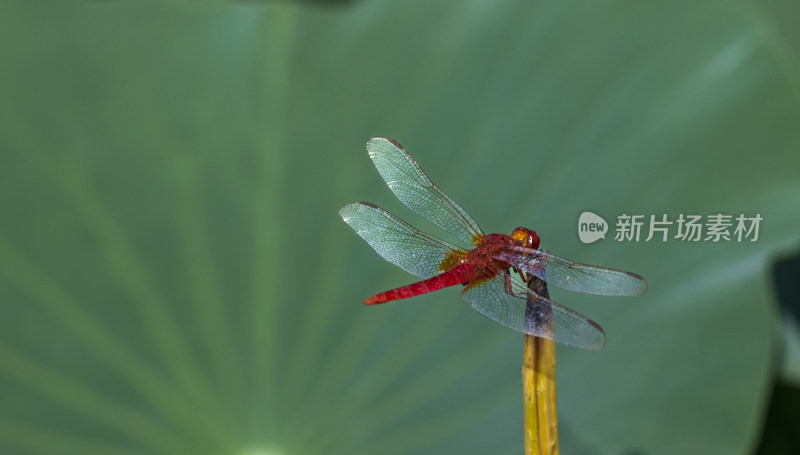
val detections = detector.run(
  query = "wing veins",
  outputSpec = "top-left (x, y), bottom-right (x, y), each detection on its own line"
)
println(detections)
top-left (497, 245), bottom-right (647, 296)
top-left (459, 262), bottom-right (606, 349)
top-left (367, 138), bottom-right (483, 245)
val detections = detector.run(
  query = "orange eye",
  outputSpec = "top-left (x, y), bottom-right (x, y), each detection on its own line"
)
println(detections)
top-left (511, 227), bottom-right (540, 249)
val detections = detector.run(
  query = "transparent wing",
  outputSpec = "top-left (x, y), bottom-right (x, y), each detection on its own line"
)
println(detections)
top-left (460, 271), bottom-right (606, 350)
top-left (366, 137), bottom-right (484, 245)
top-left (496, 246), bottom-right (647, 296)
top-left (340, 202), bottom-right (462, 278)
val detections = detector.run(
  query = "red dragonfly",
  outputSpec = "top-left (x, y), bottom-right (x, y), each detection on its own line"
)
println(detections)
top-left (340, 138), bottom-right (646, 350)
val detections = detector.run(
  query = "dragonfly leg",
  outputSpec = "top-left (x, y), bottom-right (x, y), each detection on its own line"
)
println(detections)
top-left (510, 266), bottom-right (531, 286)
top-left (517, 268), bottom-right (529, 284)
top-left (504, 268), bottom-right (532, 298)
top-left (504, 270), bottom-right (529, 297)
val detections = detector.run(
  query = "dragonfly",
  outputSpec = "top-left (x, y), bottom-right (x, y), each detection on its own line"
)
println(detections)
top-left (340, 138), bottom-right (647, 350)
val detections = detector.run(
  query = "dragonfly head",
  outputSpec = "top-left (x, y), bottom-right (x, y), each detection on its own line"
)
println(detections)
top-left (511, 227), bottom-right (540, 250)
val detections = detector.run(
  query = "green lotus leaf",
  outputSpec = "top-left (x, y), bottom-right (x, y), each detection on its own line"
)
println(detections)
top-left (0, 1), bottom-right (798, 455)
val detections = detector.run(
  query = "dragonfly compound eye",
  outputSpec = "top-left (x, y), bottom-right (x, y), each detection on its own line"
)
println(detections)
top-left (511, 227), bottom-right (540, 249)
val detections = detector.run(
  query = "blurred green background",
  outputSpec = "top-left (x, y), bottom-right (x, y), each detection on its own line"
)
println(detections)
top-left (1, 1), bottom-right (799, 454)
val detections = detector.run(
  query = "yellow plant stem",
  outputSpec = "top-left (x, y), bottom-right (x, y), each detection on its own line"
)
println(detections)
top-left (522, 277), bottom-right (559, 455)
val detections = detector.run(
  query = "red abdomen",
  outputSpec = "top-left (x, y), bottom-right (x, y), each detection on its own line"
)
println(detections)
top-left (364, 263), bottom-right (476, 305)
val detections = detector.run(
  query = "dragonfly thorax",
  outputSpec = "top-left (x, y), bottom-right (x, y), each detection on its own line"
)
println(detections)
top-left (462, 233), bottom-right (525, 276)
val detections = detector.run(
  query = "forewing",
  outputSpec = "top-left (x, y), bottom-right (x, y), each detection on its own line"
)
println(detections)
top-left (459, 271), bottom-right (606, 350)
top-left (366, 137), bottom-right (483, 245)
top-left (497, 246), bottom-right (647, 296)
top-left (340, 202), bottom-right (460, 278)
